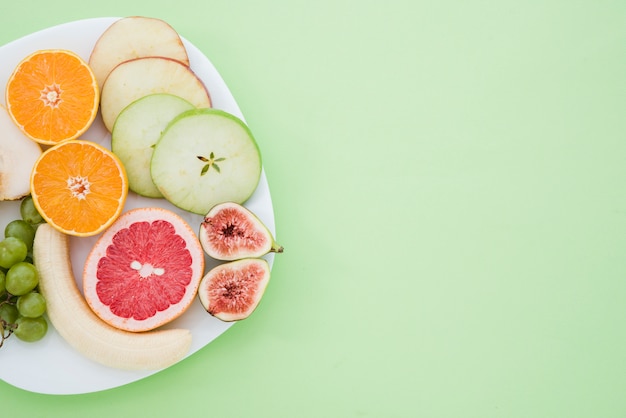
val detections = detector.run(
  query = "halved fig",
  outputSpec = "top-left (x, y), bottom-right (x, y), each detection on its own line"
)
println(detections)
top-left (199, 202), bottom-right (283, 261)
top-left (198, 258), bottom-right (270, 322)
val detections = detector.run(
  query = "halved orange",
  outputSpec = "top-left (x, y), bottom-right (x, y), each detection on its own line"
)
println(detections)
top-left (30, 140), bottom-right (128, 237)
top-left (5, 49), bottom-right (99, 145)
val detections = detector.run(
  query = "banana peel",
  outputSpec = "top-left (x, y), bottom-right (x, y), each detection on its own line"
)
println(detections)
top-left (33, 223), bottom-right (192, 370)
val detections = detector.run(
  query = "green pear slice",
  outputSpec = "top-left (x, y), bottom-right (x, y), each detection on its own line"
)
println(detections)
top-left (151, 108), bottom-right (262, 215)
top-left (0, 104), bottom-right (42, 201)
top-left (100, 56), bottom-right (211, 132)
top-left (111, 93), bottom-right (195, 198)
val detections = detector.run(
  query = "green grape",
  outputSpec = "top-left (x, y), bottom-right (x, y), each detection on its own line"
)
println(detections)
top-left (5, 262), bottom-right (38, 296)
top-left (14, 316), bottom-right (47, 342)
top-left (0, 303), bottom-right (19, 325)
top-left (0, 270), bottom-right (5, 297)
top-left (16, 292), bottom-right (46, 318)
top-left (0, 237), bottom-right (27, 269)
top-left (4, 220), bottom-right (35, 251)
top-left (20, 196), bottom-right (44, 225)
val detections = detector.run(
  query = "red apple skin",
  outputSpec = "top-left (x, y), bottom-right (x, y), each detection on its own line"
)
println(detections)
top-left (89, 16), bottom-right (190, 89)
top-left (100, 56), bottom-right (211, 132)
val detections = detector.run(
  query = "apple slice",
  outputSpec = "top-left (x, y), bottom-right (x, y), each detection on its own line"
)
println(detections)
top-left (151, 108), bottom-right (262, 215)
top-left (0, 104), bottom-right (42, 200)
top-left (100, 56), bottom-right (211, 132)
top-left (111, 93), bottom-right (195, 198)
top-left (89, 16), bottom-right (190, 89)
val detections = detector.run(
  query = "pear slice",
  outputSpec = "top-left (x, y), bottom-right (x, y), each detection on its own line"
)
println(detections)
top-left (100, 56), bottom-right (211, 132)
top-left (150, 108), bottom-right (262, 215)
top-left (0, 105), bottom-right (42, 201)
top-left (111, 93), bottom-right (195, 198)
top-left (89, 16), bottom-right (190, 89)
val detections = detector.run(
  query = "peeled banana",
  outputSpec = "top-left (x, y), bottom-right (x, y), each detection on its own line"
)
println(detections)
top-left (33, 223), bottom-right (192, 370)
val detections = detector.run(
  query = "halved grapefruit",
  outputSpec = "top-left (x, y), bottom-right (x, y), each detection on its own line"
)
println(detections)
top-left (83, 207), bottom-right (204, 332)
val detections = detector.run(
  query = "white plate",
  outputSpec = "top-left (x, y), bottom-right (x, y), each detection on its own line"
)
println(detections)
top-left (0, 17), bottom-right (276, 395)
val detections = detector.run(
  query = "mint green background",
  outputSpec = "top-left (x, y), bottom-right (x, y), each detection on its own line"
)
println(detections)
top-left (2, 1), bottom-right (626, 417)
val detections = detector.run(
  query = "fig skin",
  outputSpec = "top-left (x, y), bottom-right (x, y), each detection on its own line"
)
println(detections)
top-left (199, 202), bottom-right (283, 261)
top-left (198, 258), bottom-right (271, 321)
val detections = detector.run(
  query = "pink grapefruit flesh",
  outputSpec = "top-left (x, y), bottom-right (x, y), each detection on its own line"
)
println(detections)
top-left (83, 207), bottom-right (204, 332)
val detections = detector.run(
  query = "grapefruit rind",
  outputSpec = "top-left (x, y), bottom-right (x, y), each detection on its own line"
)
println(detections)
top-left (83, 207), bottom-right (205, 332)
top-left (34, 223), bottom-right (193, 371)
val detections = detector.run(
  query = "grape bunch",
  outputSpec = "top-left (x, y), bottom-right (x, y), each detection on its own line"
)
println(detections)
top-left (0, 196), bottom-right (47, 347)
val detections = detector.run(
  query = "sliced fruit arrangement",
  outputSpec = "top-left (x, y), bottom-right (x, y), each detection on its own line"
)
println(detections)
top-left (0, 15), bottom-right (281, 368)
top-left (100, 56), bottom-right (211, 132)
top-left (111, 93), bottom-right (195, 198)
top-left (34, 223), bottom-right (192, 370)
top-left (5, 49), bottom-right (99, 145)
top-left (83, 207), bottom-right (204, 332)
top-left (1, 196), bottom-right (49, 347)
top-left (151, 108), bottom-right (262, 215)
top-left (200, 201), bottom-right (283, 261)
top-left (30, 140), bottom-right (128, 237)
top-left (91, 15), bottom-right (211, 133)
top-left (89, 16), bottom-right (190, 89)
top-left (0, 105), bottom-right (42, 201)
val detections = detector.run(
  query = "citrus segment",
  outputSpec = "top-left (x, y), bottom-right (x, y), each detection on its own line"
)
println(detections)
top-left (30, 140), bottom-right (128, 237)
top-left (5, 49), bottom-right (99, 145)
top-left (83, 208), bottom-right (204, 332)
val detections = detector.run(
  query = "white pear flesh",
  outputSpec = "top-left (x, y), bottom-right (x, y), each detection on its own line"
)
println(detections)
top-left (0, 104), bottom-right (42, 201)
top-left (89, 16), bottom-right (190, 89)
top-left (100, 56), bottom-right (211, 132)
top-left (111, 93), bottom-right (195, 198)
top-left (151, 108), bottom-right (262, 215)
